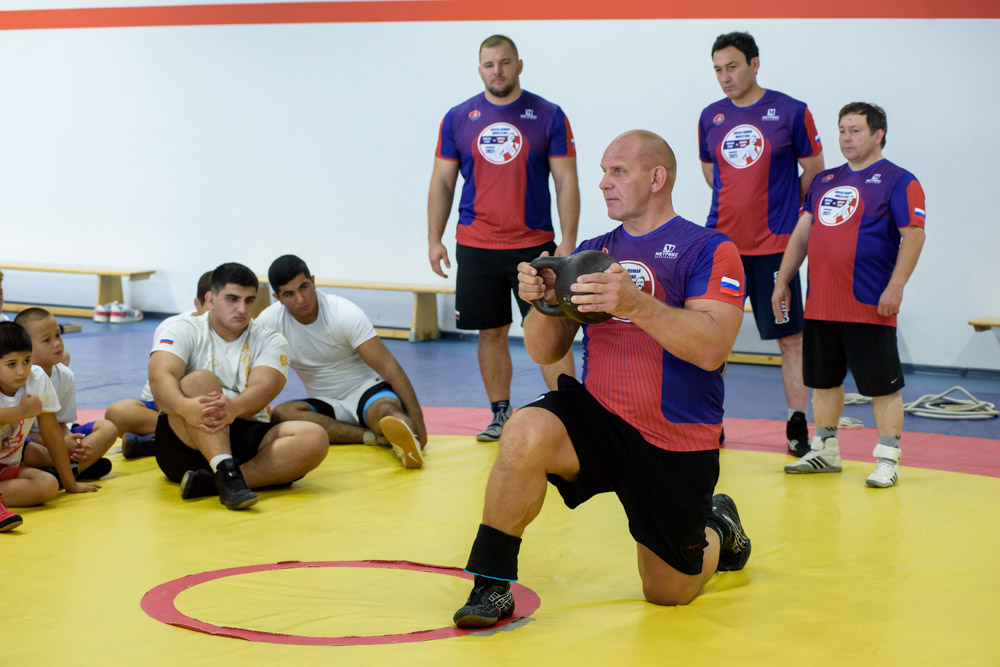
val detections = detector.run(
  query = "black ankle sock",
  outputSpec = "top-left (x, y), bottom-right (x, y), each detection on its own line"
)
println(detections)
top-left (706, 516), bottom-right (729, 545)
top-left (466, 524), bottom-right (521, 581)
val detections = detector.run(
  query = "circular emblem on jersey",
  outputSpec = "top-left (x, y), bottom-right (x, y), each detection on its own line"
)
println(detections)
top-left (613, 260), bottom-right (655, 322)
top-left (478, 123), bottom-right (522, 164)
top-left (713, 113), bottom-right (725, 126)
top-left (720, 124), bottom-right (765, 169)
top-left (817, 186), bottom-right (860, 226)
top-left (468, 109), bottom-right (481, 120)
top-left (822, 173), bottom-right (835, 183)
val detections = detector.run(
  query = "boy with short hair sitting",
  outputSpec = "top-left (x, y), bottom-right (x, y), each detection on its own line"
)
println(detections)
top-left (14, 308), bottom-right (116, 480)
top-left (0, 322), bottom-right (99, 531)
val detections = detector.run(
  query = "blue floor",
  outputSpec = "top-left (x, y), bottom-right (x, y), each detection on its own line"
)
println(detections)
top-left (42, 314), bottom-right (1000, 440)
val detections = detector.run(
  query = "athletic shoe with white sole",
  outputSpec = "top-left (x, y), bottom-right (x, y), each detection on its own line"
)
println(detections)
top-left (362, 430), bottom-right (390, 447)
top-left (93, 302), bottom-right (114, 322)
top-left (453, 576), bottom-right (515, 628)
top-left (784, 436), bottom-right (842, 474)
top-left (866, 444), bottom-right (901, 488)
top-left (110, 303), bottom-right (143, 323)
top-left (476, 404), bottom-right (513, 442)
top-left (379, 415), bottom-right (423, 469)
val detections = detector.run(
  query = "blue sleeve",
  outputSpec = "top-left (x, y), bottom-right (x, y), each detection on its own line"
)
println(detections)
top-left (436, 109), bottom-right (459, 160)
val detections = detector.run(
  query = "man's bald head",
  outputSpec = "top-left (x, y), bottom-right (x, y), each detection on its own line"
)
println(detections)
top-left (611, 130), bottom-right (676, 189)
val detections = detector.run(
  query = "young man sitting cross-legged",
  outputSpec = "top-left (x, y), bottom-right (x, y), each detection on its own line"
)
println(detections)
top-left (148, 262), bottom-right (328, 510)
top-left (256, 255), bottom-right (427, 469)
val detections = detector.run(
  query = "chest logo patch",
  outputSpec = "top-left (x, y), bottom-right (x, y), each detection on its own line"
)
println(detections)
top-left (721, 124), bottom-right (765, 169)
top-left (610, 260), bottom-right (656, 323)
top-left (818, 186), bottom-right (860, 226)
top-left (478, 123), bottom-right (523, 164)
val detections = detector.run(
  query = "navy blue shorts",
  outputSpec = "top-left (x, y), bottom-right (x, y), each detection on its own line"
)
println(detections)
top-left (530, 375), bottom-right (718, 576)
top-left (455, 241), bottom-right (556, 330)
top-left (742, 253), bottom-right (804, 340)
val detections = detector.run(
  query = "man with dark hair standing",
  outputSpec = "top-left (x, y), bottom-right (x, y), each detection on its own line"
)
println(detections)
top-left (428, 34), bottom-right (580, 442)
top-left (452, 130), bottom-right (750, 629)
top-left (149, 262), bottom-right (328, 510)
top-left (774, 103), bottom-right (926, 488)
top-left (258, 255), bottom-right (426, 469)
top-left (699, 31), bottom-right (825, 456)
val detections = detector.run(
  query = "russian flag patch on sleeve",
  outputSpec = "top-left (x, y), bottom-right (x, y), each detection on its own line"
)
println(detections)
top-left (720, 276), bottom-right (741, 296)
top-left (914, 207), bottom-right (926, 219)
top-left (159, 339), bottom-right (174, 345)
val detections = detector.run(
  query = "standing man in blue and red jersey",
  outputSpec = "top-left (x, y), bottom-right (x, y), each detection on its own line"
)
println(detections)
top-left (427, 34), bottom-right (580, 443)
top-left (451, 130), bottom-right (750, 629)
top-left (774, 103), bottom-right (926, 488)
top-left (699, 31), bottom-right (825, 456)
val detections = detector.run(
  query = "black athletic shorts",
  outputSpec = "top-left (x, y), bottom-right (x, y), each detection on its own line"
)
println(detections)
top-left (530, 375), bottom-right (719, 576)
top-left (154, 413), bottom-right (277, 483)
top-left (742, 253), bottom-right (804, 340)
top-left (803, 319), bottom-right (904, 397)
top-left (455, 241), bottom-right (557, 330)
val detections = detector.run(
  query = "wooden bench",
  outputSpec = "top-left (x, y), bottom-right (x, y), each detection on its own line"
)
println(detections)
top-left (255, 277), bottom-right (455, 342)
top-left (969, 317), bottom-right (1000, 332)
top-left (1, 262), bottom-right (156, 318)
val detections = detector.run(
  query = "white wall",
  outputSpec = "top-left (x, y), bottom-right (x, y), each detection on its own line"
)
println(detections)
top-left (1, 15), bottom-right (998, 369)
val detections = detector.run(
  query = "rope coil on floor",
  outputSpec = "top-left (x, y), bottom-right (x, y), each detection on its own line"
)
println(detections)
top-left (903, 386), bottom-right (999, 420)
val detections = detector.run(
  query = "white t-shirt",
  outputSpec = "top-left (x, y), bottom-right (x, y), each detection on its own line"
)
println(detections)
top-left (151, 313), bottom-right (290, 422)
top-left (256, 293), bottom-right (381, 402)
top-left (30, 363), bottom-right (76, 434)
top-left (140, 312), bottom-right (196, 402)
top-left (0, 366), bottom-right (61, 466)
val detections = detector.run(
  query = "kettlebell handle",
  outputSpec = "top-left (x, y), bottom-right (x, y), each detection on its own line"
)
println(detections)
top-left (528, 255), bottom-right (566, 317)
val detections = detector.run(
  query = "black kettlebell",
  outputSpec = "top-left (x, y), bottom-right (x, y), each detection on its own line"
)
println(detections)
top-left (529, 250), bottom-right (618, 324)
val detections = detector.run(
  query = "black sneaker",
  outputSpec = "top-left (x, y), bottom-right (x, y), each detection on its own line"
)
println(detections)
top-left (712, 493), bottom-right (751, 572)
top-left (453, 576), bottom-right (515, 629)
top-left (786, 412), bottom-right (810, 457)
top-left (123, 433), bottom-right (156, 459)
top-left (77, 457), bottom-right (112, 480)
top-left (213, 459), bottom-right (258, 510)
top-left (180, 469), bottom-right (217, 499)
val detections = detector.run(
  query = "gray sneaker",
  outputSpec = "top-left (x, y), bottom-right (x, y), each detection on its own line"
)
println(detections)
top-left (476, 405), bottom-right (513, 442)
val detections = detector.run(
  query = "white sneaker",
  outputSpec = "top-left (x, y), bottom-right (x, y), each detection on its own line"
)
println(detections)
top-left (110, 303), bottom-right (143, 323)
top-left (866, 444), bottom-right (901, 488)
top-left (379, 415), bottom-right (423, 469)
top-left (362, 430), bottom-right (389, 447)
top-left (784, 436), bottom-right (842, 474)
top-left (93, 302), bottom-right (113, 322)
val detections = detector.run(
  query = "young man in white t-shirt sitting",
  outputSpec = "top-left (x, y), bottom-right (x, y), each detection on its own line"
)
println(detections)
top-left (148, 262), bottom-right (328, 510)
top-left (256, 255), bottom-right (427, 469)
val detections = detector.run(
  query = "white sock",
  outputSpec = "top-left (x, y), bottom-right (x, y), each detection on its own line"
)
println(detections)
top-left (209, 454), bottom-right (233, 472)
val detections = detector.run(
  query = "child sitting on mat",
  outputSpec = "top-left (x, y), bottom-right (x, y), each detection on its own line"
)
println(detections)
top-left (14, 308), bottom-right (116, 481)
top-left (0, 321), bottom-right (99, 530)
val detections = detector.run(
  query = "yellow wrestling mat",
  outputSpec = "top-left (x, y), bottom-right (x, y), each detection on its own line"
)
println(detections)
top-left (7, 435), bottom-right (999, 665)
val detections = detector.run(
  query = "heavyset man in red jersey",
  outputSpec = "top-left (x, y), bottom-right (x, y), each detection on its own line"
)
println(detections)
top-left (451, 130), bottom-right (750, 629)
top-left (774, 103), bottom-right (926, 488)
top-left (427, 34), bottom-right (580, 443)
top-left (699, 31), bottom-right (825, 456)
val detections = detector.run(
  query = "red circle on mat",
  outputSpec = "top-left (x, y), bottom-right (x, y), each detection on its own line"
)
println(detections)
top-left (141, 559), bottom-right (540, 646)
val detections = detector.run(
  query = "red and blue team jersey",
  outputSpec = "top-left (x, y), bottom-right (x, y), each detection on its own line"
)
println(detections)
top-left (699, 90), bottom-right (822, 255)
top-left (802, 159), bottom-right (926, 327)
top-left (576, 217), bottom-right (744, 452)
top-left (435, 90), bottom-right (575, 249)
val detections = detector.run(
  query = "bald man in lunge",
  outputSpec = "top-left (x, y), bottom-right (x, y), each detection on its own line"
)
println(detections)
top-left (452, 130), bottom-right (752, 628)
